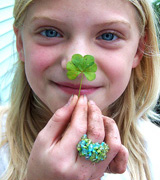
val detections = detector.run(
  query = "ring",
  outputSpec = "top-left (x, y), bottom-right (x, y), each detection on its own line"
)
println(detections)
top-left (77, 134), bottom-right (109, 163)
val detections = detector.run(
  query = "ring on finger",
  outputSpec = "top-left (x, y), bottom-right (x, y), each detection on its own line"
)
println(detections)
top-left (77, 134), bottom-right (109, 163)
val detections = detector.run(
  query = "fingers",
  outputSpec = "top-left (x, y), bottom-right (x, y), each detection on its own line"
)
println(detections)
top-left (62, 98), bottom-right (105, 155)
top-left (90, 117), bottom-right (128, 179)
top-left (38, 95), bottom-right (78, 147)
top-left (103, 116), bottom-right (121, 160)
top-left (107, 145), bottom-right (129, 174)
top-left (61, 95), bottom-right (88, 150)
top-left (87, 100), bottom-right (105, 143)
top-left (103, 117), bottom-right (128, 174)
top-left (60, 97), bottom-right (106, 179)
top-left (29, 95), bottom-right (128, 180)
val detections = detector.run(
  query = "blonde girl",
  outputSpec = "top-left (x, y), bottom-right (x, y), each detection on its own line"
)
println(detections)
top-left (0, 0), bottom-right (160, 180)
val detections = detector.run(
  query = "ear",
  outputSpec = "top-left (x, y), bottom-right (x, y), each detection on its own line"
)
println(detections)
top-left (132, 34), bottom-right (147, 68)
top-left (13, 25), bottom-right (25, 62)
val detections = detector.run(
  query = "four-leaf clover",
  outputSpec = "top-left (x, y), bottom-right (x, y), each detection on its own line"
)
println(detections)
top-left (66, 54), bottom-right (97, 97)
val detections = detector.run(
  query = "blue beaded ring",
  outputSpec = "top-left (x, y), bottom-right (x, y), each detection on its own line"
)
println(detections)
top-left (77, 134), bottom-right (109, 163)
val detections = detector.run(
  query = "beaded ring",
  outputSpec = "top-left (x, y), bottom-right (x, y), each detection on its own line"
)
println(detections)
top-left (77, 134), bottom-right (109, 163)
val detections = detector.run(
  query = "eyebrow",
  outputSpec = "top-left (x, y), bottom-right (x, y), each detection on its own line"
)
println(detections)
top-left (93, 20), bottom-right (131, 29)
top-left (31, 16), bottom-right (131, 29)
top-left (31, 16), bottom-right (66, 25)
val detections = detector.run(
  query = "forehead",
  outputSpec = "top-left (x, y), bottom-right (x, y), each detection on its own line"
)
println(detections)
top-left (25, 0), bottom-right (138, 29)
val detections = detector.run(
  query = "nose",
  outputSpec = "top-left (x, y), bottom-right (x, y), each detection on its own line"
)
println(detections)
top-left (61, 37), bottom-right (92, 69)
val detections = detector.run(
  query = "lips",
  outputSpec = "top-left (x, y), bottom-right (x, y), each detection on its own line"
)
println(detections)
top-left (53, 82), bottom-right (100, 95)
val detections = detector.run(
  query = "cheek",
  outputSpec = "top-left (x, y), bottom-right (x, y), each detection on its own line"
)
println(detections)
top-left (23, 45), bottom-right (59, 76)
top-left (98, 53), bottom-right (134, 101)
top-left (100, 54), bottom-right (133, 83)
top-left (107, 62), bottom-right (132, 97)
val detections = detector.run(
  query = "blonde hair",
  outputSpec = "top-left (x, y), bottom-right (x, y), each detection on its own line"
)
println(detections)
top-left (0, 0), bottom-right (160, 179)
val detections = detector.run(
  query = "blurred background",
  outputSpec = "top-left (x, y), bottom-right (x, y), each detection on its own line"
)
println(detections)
top-left (0, 0), bottom-right (159, 115)
top-left (0, 0), bottom-right (16, 105)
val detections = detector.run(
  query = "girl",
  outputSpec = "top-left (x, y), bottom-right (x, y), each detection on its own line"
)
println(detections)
top-left (0, 0), bottom-right (160, 179)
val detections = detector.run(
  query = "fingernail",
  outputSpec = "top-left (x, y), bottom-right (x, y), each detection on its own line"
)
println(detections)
top-left (65, 95), bottom-right (74, 106)
top-left (83, 95), bottom-right (87, 102)
top-left (79, 95), bottom-right (87, 103)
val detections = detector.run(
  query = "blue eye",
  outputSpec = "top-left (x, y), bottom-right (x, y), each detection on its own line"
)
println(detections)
top-left (41, 29), bottom-right (61, 38)
top-left (99, 33), bottom-right (118, 41)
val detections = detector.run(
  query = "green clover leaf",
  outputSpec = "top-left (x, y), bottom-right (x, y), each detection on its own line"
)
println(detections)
top-left (66, 54), bottom-right (97, 97)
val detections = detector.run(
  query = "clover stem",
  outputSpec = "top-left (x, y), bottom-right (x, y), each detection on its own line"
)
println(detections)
top-left (78, 73), bottom-right (84, 97)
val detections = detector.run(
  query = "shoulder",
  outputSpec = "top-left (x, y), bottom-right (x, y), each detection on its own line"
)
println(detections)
top-left (101, 171), bottom-right (131, 180)
top-left (138, 119), bottom-right (160, 147)
top-left (0, 143), bottom-right (10, 177)
top-left (138, 119), bottom-right (160, 180)
top-left (0, 109), bottom-right (10, 178)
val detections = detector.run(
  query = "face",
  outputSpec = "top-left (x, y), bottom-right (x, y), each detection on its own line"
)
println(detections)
top-left (15, 0), bottom-right (144, 113)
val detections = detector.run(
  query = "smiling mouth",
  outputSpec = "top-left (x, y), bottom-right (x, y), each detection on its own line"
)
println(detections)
top-left (53, 82), bottom-right (100, 95)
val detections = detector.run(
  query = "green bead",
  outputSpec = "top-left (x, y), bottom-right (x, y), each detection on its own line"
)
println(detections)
top-left (77, 134), bottom-right (109, 163)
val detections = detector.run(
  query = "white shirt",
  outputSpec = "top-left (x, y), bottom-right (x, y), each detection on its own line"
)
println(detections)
top-left (0, 115), bottom-right (160, 180)
top-left (103, 120), bottom-right (160, 180)
top-left (0, 114), bottom-right (10, 178)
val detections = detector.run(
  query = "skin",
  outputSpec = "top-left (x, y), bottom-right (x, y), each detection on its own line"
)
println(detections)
top-left (14, 0), bottom-right (145, 179)
top-left (26, 95), bottom-right (128, 180)
top-left (15, 0), bottom-right (143, 113)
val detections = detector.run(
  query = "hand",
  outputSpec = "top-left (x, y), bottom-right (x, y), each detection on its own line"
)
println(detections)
top-left (26, 95), bottom-right (128, 180)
